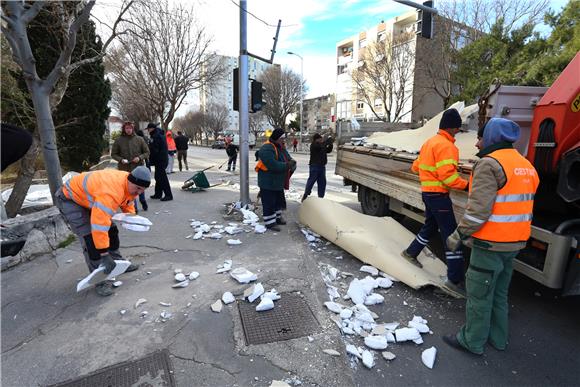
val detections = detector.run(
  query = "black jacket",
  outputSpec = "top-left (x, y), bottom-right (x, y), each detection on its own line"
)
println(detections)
top-left (226, 144), bottom-right (238, 157)
top-left (308, 138), bottom-right (333, 166)
top-left (174, 135), bottom-right (189, 151)
top-left (148, 128), bottom-right (168, 167)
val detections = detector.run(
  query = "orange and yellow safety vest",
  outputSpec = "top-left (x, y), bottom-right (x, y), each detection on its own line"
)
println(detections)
top-left (255, 141), bottom-right (278, 172)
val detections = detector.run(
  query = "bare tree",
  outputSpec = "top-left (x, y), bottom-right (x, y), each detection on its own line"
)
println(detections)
top-left (173, 110), bottom-right (204, 144)
top-left (249, 111), bottom-right (266, 140)
top-left (351, 33), bottom-right (416, 122)
top-left (1, 0), bottom-right (133, 215)
top-left (108, 0), bottom-right (226, 131)
top-left (260, 66), bottom-right (303, 130)
top-left (417, 0), bottom-right (550, 107)
top-left (204, 103), bottom-right (229, 142)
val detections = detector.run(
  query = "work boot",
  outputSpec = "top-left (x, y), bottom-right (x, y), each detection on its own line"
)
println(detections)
top-left (160, 197), bottom-right (173, 202)
top-left (150, 195), bottom-right (162, 199)
top-left (140, 201), bottom-right (148, 211)
top-left (444, 279), bottom-right (466, 298)
top-left (301, 194), bottom-right (308, 203)
top-left (226, 167), bottom-right (231, 171)
top-left (443, 334), bottom-right (482, 356)
top-left (266, 224), bottom-right (281, 232)
top-left (95, 281), bottom-right (114, 297)
top-left (276, 217), bottom-right (287, 225)
top-left (401, 250), bottom-right (423, 268)
top-left (125, 263), bottom-right (139, 273)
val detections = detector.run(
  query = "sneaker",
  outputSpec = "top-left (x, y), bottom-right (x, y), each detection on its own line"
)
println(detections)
top-left (125, 263), bottom-right (139, 273)
top-left (266, 224), bottom-right (281, 232)
top-left (95, 281), bottom-right (114, 297)
top-left (276, 217), bottom-right (287, 225)
top-left (444, 279), bottom-right (466, 298)
top-left (401, 250), bottom-right (423, 268)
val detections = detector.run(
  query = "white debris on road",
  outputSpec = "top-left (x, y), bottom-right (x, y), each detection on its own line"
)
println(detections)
top-left (421, 346), bottom-right (437, 369)
top-left (227, 239), bottom-right (242, 245)
top-left (230, 268), bottom-right (257, 283)
top-left (112, 281), bottom-right (123, 287)
top-left (322, 349), bottom-right (341, 356)
top-left (188, 272), bottom-right (200, 280)
top-left (254, 224), bottom-right (267, 234)
top-left (134, 298), bottom-right (147, 308)
top-left (222, 292), bottom-right (235, 304)
top-left (172, 280), bottom-right (189, 288)
top-left (359, 265), bottom-right (379, 276)
top-left (216, 260), bottom-right (233, 273)
top-left (364, 335), bottom-right (388, 350)
top-left (262, 289), bottom-right (281, 301)
top-left (246, 283), bottom-right (265, 303)
top-left (211, 300), bottom-right (223, 313)
top-left (256, 297), bottom-right (274, 312)
top-left (175, 273), bottom-right (186, 282)
top-left (324, 301), bottom-right (344, 314)
top-left (382, 351), bottom-right (396, 361)
top-left (362, 350), bottom-right (375, 368)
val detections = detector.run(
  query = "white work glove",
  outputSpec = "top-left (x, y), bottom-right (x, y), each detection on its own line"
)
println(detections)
top-left (121, 159), bottom-right (129, 164)
top-left (446, 230), bottom-right (463, 252)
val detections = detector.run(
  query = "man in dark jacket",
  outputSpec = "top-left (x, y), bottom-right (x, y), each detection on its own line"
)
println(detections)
top-left (256, 128), bottom-right (295, 231)
top-left (146, 123), bottom-right (173, 201)
top-left (174, 131), bottom-right (189, 171)
top-left (225, 139), bottom-right (238, 172)
top-left (301, 133), bottom-right (333, 201)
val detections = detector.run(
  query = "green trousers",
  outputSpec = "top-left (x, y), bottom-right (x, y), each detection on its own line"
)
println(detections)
top-left (457, 246), bottom-right (518, 354)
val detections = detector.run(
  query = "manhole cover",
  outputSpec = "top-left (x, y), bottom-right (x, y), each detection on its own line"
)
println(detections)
top-left (48, 349), bottom-right (176, 387)
top-left (238, 292), bottom-right (320, 345)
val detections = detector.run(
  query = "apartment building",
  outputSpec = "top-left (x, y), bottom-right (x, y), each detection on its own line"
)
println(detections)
top-left (303, 94), bottom-right (336, 134)
top-left (335, 11), bottom-right (445, 124)
top-left (200, 55), bottom-right (273, 133)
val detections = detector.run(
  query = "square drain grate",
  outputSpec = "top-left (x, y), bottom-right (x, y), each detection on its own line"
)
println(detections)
top-left (48, 349), bottom-right (176, 387)
top-left (238, 292), bottom-right (320, 345)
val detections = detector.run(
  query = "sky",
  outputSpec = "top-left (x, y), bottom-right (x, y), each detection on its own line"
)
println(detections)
top-left (92, 0), bottom-right (570, 118)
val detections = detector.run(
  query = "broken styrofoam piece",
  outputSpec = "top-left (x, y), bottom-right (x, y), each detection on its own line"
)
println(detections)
top-left (262, 289), bottom-right (281, 301)
top-left (327, 285), bottom-right (340, 301)
top-left (175, 273), bottom-right (186, 282)
top-left (342, 326), bottom-right (355, 335)
top-left (209, 232), bottom-right (223, 240)
top-left (159, 302), bottom-right (172, 307)
top-left (211, 300), bottom-right (223, 313)
top-left (112, 213), bottom-right (152, 232)
top-left (347, 279), bottom-right (367, 305)
top-left (362, 350), bottom-right (375, 368)
top-left (174, 269), bottom-right (183, 274)
top-left (222, 292), bottom-right (235, 304)
top-left (172, 280), bottom-right (189, 288)
top-left (185, 234), bottom-right (193, 239)
top-left (224, 226), bottom-right (243, 235)
top-left (112, 281), bottom-right (123, 287)
top-left (230, 268), bottom-right (257, 284)
top-left (382, 351), bottom-right (396, 361)
top-left (135, 298), bottom-right (147, 308)
top-left (193, 231), bottom-right (203, 240)
top-left (188, 272), bottom-right (200, 280)
top-left (340, 308), bottom-right (353, 319)
top-left (246, 283), bottom-right (265, 303)
top-left (324, 301), bottom-right (344, 314)
top-left (364, 293), bottom-right (385, 306)
top-left (375, 277), bottom-right (393, 289)
top-left (345, 344), bottom-right (362, 359)
top-left (216, 260), bottom-right (233, 273)
top-left (160, 311), bottom-right (172, 320)
top-left (395, 327), bottom-right (422, 342)
top-left (364, 335), bottom-right (388, 350)
top-left (199, 224), bottom-right (211, 233)
top-left (413, 336), bottom-right (424, 345)
top-left (240, 208), bottom-right (260, 224)
top-left (76, 260), bottom-right (132, 292)
top-left (254, 224), bottom-right (267, 233)
top-left (322, 349), bottom-right (341, 357)
top-left (421, 347), bottom-right (437, 369)
top-left (386, 332), bottom-right (396, 343)
top-left (384, 322), bottom-right (399, 331)
top-left (227, 239), bottom-right (242, 245)
top-left (360, 265), bottom-right (379, 276)
top-left (408, 320), bottom-right (430, 333)
top-left (305, 234), bottom-right (316, 242)
top-left (190, 220), bottom-right (202, 227)
top-left (256, 297), bottom-right (274, 311)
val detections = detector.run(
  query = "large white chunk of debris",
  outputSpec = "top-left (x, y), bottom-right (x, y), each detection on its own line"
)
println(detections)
top-left (364, 293), bottom-right (384, 306)
top-left (199, 224), bottom-right (211, 233)
top-left (345, 344), bottom-right (362, 359)
top-left (193, 231), bottom-right (204, 240)
top-left (211, 300), bottom-right (223, 313)
top-left (362, 350), bottom-right (375, 368)
top-left (224, 226), bottom-right (243, 235)
top-left (375, 277), bottom-right (393, 289)
top-left (246, 283), bottom-right (265, 302)
top-left (175, 273), bottom-right (186, 282)
top-left (347, 279), bottom-right (367, 305)
top-left (408, 316), bottom-right (430, 333)
top-left (364, 335), bottom-right (388, 350)
top-left (172, 280), bottom-right (189, 288)
top-left (222, 292), bottom-right (235, 304)
top-left (254, 224), bottom-right (267, 234)
top-left (216, 260), bottom-right (233, 273)
top-left (209, 232), bottom-right (223, 240)
top-left (360, 265), bottom-right (379, 276)
top-left (421, 347), bottom-right (437, 369)
top-left (112, 213), bottom-right (152, 232)
top-left (382, 351), bottom-right (396, 361)
top-left (190, 220), bottom-right (202, 227)
top-left (262, 289), bottom-right (281, 301)
top-left (77, 260), bottom-right (132, 292)
top-left (256, 297), bottom-right (274, 311)
top-left (395, 327), bottom-right (422, 342)
top-left (189, 272), bottom-right (200, 280)
top-left (241, 208), bottom-right (260, 224)
top-left (324, 301), bottom-right (343, 314)
top-left (340, 308), bottom-right (353, 319)
top-left (227, 239), bottom-right (242, 245)
top-left (230, 267), bottom-right (257, 283)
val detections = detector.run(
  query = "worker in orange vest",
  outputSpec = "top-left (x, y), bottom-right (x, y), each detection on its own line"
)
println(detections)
top-left (54, 167), bottom-right (151, 296)
top-left (401, 108), bottom-right (468, 294)
top-left (443, 118), bottom-right (539, 355)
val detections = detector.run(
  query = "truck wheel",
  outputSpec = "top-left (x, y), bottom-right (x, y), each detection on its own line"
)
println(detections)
top-left (360, 187), bottom-right (389, 216)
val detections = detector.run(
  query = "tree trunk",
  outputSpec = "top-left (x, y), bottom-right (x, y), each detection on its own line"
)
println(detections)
top-left (28, 86), bottom-right (63, 199)
top-left (5, 133), bottom-right (41, 218)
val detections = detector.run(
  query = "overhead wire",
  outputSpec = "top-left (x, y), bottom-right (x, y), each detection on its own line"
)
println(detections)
top-left (228, 0), bottom-right (299, 28)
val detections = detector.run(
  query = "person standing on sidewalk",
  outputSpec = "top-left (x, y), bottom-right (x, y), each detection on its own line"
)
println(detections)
top-left (225, 138), bottom-right (238, 172)
top-left (443, 118), bottom-right (539, 354)
top-left (54, 167), bottom-right (151, 296)
top-left (174, 131), bottom-right (189, 172)
top-left (255, 128), bottom-right (296, 231)
top-left (301, 133), bottom-right (333, 202)
top-left (292, 137), bottom-right (298, 152)
top-left (165, 130), bottom-right (177, 174)
top-left (401, 108), bottom-right (468, 294)
top-left (111, 121), bottom-right (150, 211)
top-left (147, 123), bottom-right (173, 201)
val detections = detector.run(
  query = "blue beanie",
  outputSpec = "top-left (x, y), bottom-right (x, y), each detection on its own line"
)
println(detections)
top-left (481, 118), bottom-right (520, 148)
top-left (439, 108), bottom-right (462, 129)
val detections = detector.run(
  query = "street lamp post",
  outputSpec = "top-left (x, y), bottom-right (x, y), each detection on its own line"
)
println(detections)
top-left (287, 51), bottom-right (303, 150)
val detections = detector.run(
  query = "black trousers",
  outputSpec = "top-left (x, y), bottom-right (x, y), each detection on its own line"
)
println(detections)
top-left (154, 163), bottom-right (173, 198)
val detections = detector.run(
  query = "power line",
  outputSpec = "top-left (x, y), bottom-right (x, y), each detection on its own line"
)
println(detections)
top-left (228, 0), bottom-right (298, 28)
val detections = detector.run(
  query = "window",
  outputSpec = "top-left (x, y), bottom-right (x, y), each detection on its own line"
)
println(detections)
top-left (337, 64), bottom-right (347, 75)
top-left (377, 31), bottom-right (386, 41)
top-left (374, 98), bottom-right (382, 107)
top-left (356, 101), bottom-right (364, 109)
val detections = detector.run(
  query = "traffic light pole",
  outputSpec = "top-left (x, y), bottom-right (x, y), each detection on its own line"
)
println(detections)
top-left (239, 0), bottom-right (250, 206)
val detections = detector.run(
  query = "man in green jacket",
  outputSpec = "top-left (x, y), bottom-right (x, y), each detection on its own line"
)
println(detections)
top-left (112, 121), bottom-right (150, 211)
top-left (256, 128), bottom-right (296, 231)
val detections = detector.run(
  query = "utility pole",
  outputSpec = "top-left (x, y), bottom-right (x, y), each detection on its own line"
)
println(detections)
top-left (238, 0), bottom-right (250, 205)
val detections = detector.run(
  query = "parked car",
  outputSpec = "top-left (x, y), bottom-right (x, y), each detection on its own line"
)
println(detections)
top-left (211, 140), bottom-right (225, 149)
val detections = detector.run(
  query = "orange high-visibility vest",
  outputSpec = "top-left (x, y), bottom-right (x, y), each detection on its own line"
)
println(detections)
top-left (63, 170), bottom-right (136, 250)
top-left (412, 130), bottom-right (468, 193)
top-left (471, 148), bottom-right (539, 243)
top-left (255, 141), bottom-right (279, 172)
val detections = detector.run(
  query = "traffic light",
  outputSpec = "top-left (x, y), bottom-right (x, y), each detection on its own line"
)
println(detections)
top-left (416, 1), bottom-right (433, 39)
top-left (233, 67), bottom-right (239, 111)
top-left (251, 80), bottom-right (265, 113)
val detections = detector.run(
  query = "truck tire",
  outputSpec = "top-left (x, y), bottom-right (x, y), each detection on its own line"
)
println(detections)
top-left (360, 186), bottom-right (389, 217)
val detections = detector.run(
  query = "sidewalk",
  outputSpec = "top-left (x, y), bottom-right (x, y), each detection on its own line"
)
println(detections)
top-left (1, 175), bottom-right (352, 387)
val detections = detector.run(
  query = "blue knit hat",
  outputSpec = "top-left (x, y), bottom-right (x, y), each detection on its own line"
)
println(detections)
top-left (481, 118), bottom-right (520, 148)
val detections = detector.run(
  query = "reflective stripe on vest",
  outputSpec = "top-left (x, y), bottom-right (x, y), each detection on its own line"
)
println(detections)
top-left (471, 149), bottom-right (539, 243)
